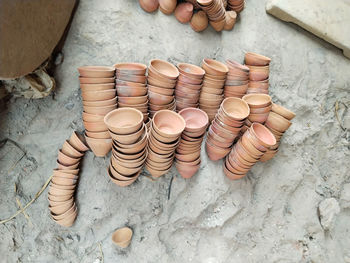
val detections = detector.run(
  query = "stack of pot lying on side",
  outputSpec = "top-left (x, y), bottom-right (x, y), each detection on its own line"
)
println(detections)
top-left (114, 63), bottom-right (149, 125)
top-left (49, 131), bottom-right (89, 227)
top-left (175, 63), bottom-right (205, 111)
top-left (104, 108), bottom-right (147, 187)
top-left (245, 52), bottom-right (271, 94)
top-left (78, 66), bottom-right (115, 157)
top-left (205, 98), bottom-right (249, 161)
top-left (260, 103), bottom-right (295, 161)
top-left (175, 108), bottom-right (209, 178)
top-left (224, 60), bottom-right (249, 98)
top-left (197, 0), bottom-right (226, 31)
top-left (199, 58), bottom-right (228, 122)
top-left (147, 59), bottom-right (178, 118)
top-left (146, 110), bottom-right (185, 178)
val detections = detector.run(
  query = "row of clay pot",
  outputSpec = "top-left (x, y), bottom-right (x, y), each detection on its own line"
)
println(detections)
top-left (145, 110), bottom-right (185, 177)
top-left (139, 0), bottom-right (241, 32)
top-left (224, 60), bottom-right (249, 98)
top-left (199, 59), bottom-right (229, 122)
top-left (78, 66), bottom-right (115, 157)
top-left (224, 123), bottom-right (276, 180)
top-left (49, 131), bottom-right (89, 227)
top-left (175, 63), bottom-right (205, 111)
top-left (205, 97), bottom-right (249, 161)
top-left (104, 108), bottom-right (148, 187)
top-left (260, 104), bottom-right (295, 161)
top-left (147, 59), bottom-right (178, 118)
top-left (245, 52), bottom-right (271, 94)
top-left (114, 63), bottom-right (149, 123)
top-left (175, 108), bottom-right (209, 178)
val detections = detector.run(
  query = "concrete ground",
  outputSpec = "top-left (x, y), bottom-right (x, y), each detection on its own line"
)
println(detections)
top-left (1, 0), bottom-right (350, 262)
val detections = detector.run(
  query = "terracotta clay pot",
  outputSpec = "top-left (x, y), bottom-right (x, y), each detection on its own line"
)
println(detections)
top-left (245, 52), bottom-right (271, 66)
top-left (175, 2), bottom-right (194, 24)
top-left (61, 140), bottom-right (84, 158)
top-left (190, 11), bottom-right (208, 32)
top-left (139, 0), bottom-right (159, 12)
top-left (242, 94), bottom-right (271, 108)
top-left (69, 131), bottom-right (89, 152)
top-left (114, 63), bottom-right (147, 75)
top-left (80, 83), bottom-right (115, 92)
top-left (150, 59), bottom-right (179, 79)
top-left (152, 110), bottom-right (186, 138)
top-left (265, 111), bottom-right (292, 132)
top-left (104, 108), bottom-right (143, 135)
top-left (271, 103), bottom-right (296, 120)
top-left (79, 77), bottom-right (115, 84)
top-left (84, 135), bottom-right (112, 157)
top-left (175, 162), bottom-right (200, 179)
top-left (159, 0), bottom-right (177, 15)
top-left (81, 89), bottom-right (116, 101)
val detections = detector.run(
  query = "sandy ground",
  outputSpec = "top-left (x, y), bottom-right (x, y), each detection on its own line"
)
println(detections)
top-left (1, 0), bottom-right (350, 262)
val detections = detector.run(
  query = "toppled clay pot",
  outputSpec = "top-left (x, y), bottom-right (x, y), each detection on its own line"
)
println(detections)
top-left (190, 11), bottom-right (208, 32)
top-left (175, 2), bottom-right (194, 24)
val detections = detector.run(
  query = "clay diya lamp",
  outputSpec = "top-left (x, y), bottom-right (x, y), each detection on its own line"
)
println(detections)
top-left (150, 59), bottom-right (179, 80)
top-left (78, 66), bottom-right (115, 78)
top-left (80, 83), bottom-right (115, 92)
top-left (175, 2), bottom-right (194, 24)
top-left (139, 0), bottom-right (159, 12)
top-left (245, 52), bottom-right (271, 66)
top-left (104, 108), bottom-right (143, 135)
top-left (271, 103), bottom-right (296, 120)
top-left (265, 112), bottom-right (292, 133)
top-left (84, 135), bottom-right (112, 157)
top-left (190, 11), bottom-right (208, 32)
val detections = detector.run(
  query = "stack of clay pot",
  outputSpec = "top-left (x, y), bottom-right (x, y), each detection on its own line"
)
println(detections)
top-left (224, 60), bottom-right (249, 98)
top-left (114, 63), bottom-right (149, 124)
top-left (206, 97), bottom-right (249, 161)
top-left (175, 63), bottom-right (205, 111)
top-left (146, 110), bottom-right (185, 177)
top-left (175, 108), bottom-right (209, 178)
top-left (104, 108), bottom-right (147, 187)
top-left (224, 123), bottom-right (276, 180)
top-left (244, 52), bottom-right (271, 94)
top-left (197, 0), bottom-right (226, 32)
top-left (79, 66), bottom-right (116, 157)
top-left (147, 59), bottom-right (178, 117)
top-left (49, 131), bottom-right (89, 227)
top-left (227, 0), bottom-right (245, 13)
top-left (241, 94), bottom-right (272, 134)
top-left (199, 59), bottom-right (228, 122)
top-left (260, 104), bottom-right (295, 161)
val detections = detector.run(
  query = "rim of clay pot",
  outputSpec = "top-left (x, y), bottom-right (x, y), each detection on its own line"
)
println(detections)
top-left (78, 66), bottom-right (115, 78)
top-left (220, 97), bottom-right (250, 120)
top-left (271, 103), bottom-right (295, 120)
top-left (242, 94), bottom-right (271, 108)
top-left (113, 63), bottom-right (147, 75)
top-left (178, 107), bottom-right (209, 132)
top-left (104, 108), bottom-right (143, 135)
top-left (150, 59), bottom-right (179, 79)
top-left (152, 110), bottom-right (186, 137)
top-left (250, 123), bottom-right (276, 148)
top-left (177, 63), bottom-right (205, 79)
top-left (245, 52), bottom-right (271, 66)
top-left (109, 123), bottom-right (145, 144)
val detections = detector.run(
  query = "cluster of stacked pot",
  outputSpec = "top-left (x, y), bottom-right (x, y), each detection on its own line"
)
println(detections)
top-left (138, 0), bottom-right (242, 32)
top-left (114, 63), bottom-right (149, 126)
top-left (241, 94), bottom-right (272, 134)
top-left (175, 63), bottom-right (205, 111)
top-left (260, 103), bottom-right (295, 161)
top-left (147, 59), bottom-right (178, 117)
top-left (224, 60), bottom-right (249, 98)
top-left (49, 131), bottom-right (89, 227)
top-left (205, 97), bottom-right (249, 161)
top-left (245, 52), bottom-right (271, 94)
top-left (224, 123), bottom-right (276, 179)
top-left (199, 59), bottom-right (229, 122)
top-left (104, 108), bottom-right (148, 187)
top-left (145, 110), bottom-right (186, 178)
top-left (79, 66), bottom-right (116, 157)
top-left (175, 108), bottom-right (209, 178)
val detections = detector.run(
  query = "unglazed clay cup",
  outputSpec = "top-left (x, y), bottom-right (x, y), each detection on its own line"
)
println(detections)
top-left (202, 58), bottom-right (228, 76)
top-left (61, 140), bottom-right (84, 158)
top-left (84, 135), bottom-right (112, 157)
top-left (242, 94), bottom-right (271, 108)
top-left (152, 110), bottom-right (186, 139)
top-left (245, 52), bottom-right (271, 66)
top-left (221, 97), bottom-right (250, 121)
top-left (150, 59), bottom-right (179, 80)
top-left (109, 123), bottom-right (145, 144)
top-left (104, 108), bottom-right (143, 135)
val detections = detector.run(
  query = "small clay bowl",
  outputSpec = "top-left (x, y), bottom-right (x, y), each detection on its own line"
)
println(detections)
top-left (233, 142), bottom-right (259, 163)
top-left (53, 169), bottom-right (79, 178)
top-left (242, 94), bottom-right (271, 108)
top-left (247, 66), bottom-right (269, 81)
top-left (79, 77), bottom-right (115, 84)
top-left (57, 161), bottom-right (79, 170)
top-left (53, 207), bottom-right (77, 227)
top-left (201, 86), bottom-right (223, 95)
top-left (118, 100), bottom-right (148, 108)
top-left (271, 103), bottom-right (295, 120)
top-left (80, 83), bottom-right (115, 92)
top-left (202, 58), bottom-right (228, 76)
top-left (109, 171), bottom-right (139, 187)
top-left (176, 85), bottom-right (201, 95)
top-left (223, 161), bottom-right (246, 180)
top-left (83, 104), bottom-right (117, 115)
top-left (248, 113), bottom-right (269, 123)
top-left (249, 123), bottom-right (276, 148)
top-left (152, 110), bottom-right (186, 138)
top-left (149, 131), bottom-right (179, 150)
top-left (150, 59), bottom-right (179, 80)
top-left (175, 89), bottom-right (200, 99)
top-left (114, 126), bottom-right (147, 150)
top-left (109, 164), bottom-right (140, 181)
top-left (248, 80), bottom-right (269, 90)
top-left (118, 95), bottom-right (148, 105)
top-left (243, 129), bottom-right (268, 152)
top-left (116, 86), bottom-right (147, 97)
top-left (84, 135), bottom-right (112, 157)
top-left (117, 73), bottom-right (147, 84)
top-left (139, 0), bottom-right (159, 12)
top-left (145, 163), bottom-right (172, 178)
top-left (69, 131), bottom-right (89, 152)
top-left (111, 157), bottom-right (143, 176)
top-left (220, 97), bottom-right (250, 121)
top-left (104, 108), bottom-right (143, 135)
top-left (49, 182), bottom-right (76, 191)
top-left (178, 108), bottom-right (208, 133)
top-left (49, 199), bottom-right (74, 216)
top-left (51, 203), bottom-right (76, 221)
top-left (175, 2), bottom-right (194, 23)
top-left (148, 150), bottom-right (173, 163)
top-left (81, 89), bottom-right (116, 101)
top-left (175, 151), bottom-right (201, 163)
top-left (148, 99), bottom-right (175, 111)
top-left (265, 111), bottom-right (292, 132)
top-left (83, 120), bottom-right (108, 132)
top-left (249, 104), bottom-right (272, 114)
top-left (205, 140), bottom-right (230, 161)
top-left (82, 112), bottom-right (105, 122)
top-left (109, 123), bottom-right (145, 144)
top-left (147, 75), bottom-right (176, 89)
top-left (83, 97), bottom-right (117, 107)
top-left (176, 146), bottom-right (201, 155)
top-left (239, 136), bottom-right (264, 159)
top-left (51, 176), bottom-right (77, 186)
top-left (78, 66), bottom-right (115, 78)
top-left (245, 52), bottom-right (271, 66)
top-left (58, 150), bottom-right (80, 166)
top-left (49, 185), bottom-right (75, 196)
top-left (116, 80), bottom-right (146, 87)
top-left (85, 130), bottom-right (110, 139)
top-left (148, 140), bottom-right (175, 155)
top-left (113, 137), bottom-right (147, 155)
top-left (48, 196), bottom-right (74, 207)
top-left (177, 80), bottom-right (202, 90)
top-left (113, 146), bottom-right (147, 160)
top-left (113, 150), bottom-right (147, 168)
top-left (177, 63), bottom-right (205, 79)
top-left (199, 97), bottom-right (222, 107)
top-left (175, 162), bottom-right (200, 179)
top-left (182, 128), bottom-right (206, 138)
top-left (148, 90), bottom-right (174, 105)
top-left (148, 85), bottom-right (174, 96)
top-left (62, 140), bottom-right (84, 158)
top-left (159, 0), bottom-right (177, 14)
top-left (211, 121), bottom-right (238, 140)
top-left (114, 63), bottom-right (147, 75)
